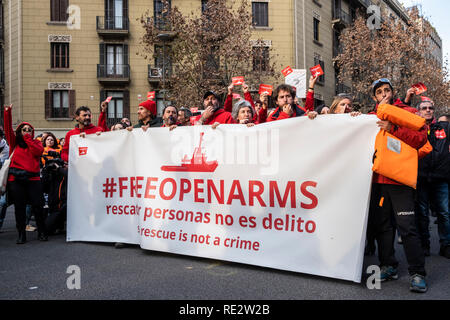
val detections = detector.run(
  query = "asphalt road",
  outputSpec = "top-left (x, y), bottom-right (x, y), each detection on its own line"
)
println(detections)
top-left (1, 206), bottom-right (449, 301)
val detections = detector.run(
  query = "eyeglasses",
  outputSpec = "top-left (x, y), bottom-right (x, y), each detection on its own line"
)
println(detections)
top-left (420, 106), bottom-right (434, 111)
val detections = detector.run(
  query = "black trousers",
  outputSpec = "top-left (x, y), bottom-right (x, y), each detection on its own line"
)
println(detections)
top-left (368, 183), bottom-right (426, 276)
top-left (8, 179), bottom-right (46, 234)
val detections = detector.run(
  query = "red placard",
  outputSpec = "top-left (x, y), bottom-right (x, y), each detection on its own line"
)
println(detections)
top-left (258, 84), bottom-right (273, 95)
top-left (105, 96), bottom-right (112, 103)
top-left (232, 76), bottom-right (245, 85)
top-left (78, 147), bottom-right (88, 156)
top-left (282, 66), bottom-right (293, 77)
top-left (190, 107), bottom-right (199, 113)
top-left (412, 83), bottom-right (427, 95)
top-left (147, 91), bottom-right (156, 100)
top-left (310, 64), bottom-right (324, 77)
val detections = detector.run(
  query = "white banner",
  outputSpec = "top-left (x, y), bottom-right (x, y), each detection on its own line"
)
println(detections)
top-left (67, 115), bottom-right (379, 282)
top-left (285, 69), bottom-right (307, 99)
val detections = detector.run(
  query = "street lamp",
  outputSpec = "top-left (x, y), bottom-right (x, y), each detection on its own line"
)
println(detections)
top-left (156, 33), bottom-right (174, 109)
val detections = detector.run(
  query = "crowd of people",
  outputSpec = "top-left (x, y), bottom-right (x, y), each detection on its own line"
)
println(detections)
top-left (1, 71), bottom-right (449, 294)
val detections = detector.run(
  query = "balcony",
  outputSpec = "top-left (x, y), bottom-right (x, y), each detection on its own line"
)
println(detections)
top-left (148, 65), bottom-right (172, 85)
top-left (332, 8), bottom-right (352, 28)
top-left (97, 64), bottom-right (130, 85)
top-left (96, 16), bottom-right (129, 38)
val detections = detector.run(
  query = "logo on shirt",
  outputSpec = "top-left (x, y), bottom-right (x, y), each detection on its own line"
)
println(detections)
top-left (435, 129), bottom-right (447, 140)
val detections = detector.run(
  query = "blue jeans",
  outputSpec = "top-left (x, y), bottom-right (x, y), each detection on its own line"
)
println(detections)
top-left (415, 179), bottom-right (450, 248)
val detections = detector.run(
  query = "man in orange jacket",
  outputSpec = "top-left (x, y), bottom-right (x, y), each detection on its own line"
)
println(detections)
top-left (367, 78), bottom-right (428, 293)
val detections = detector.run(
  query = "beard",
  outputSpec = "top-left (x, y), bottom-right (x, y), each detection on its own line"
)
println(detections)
top-left (78, 118), bottom-right (91, 126)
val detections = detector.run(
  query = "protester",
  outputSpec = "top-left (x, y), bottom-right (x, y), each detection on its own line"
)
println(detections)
top-left (366, 78), bottom-right (428, 293)
top-left (111, 123), bottom-right (126, 131)
top-left (41, 156), bottom-right (67, 235)
top-left (224, 82), bottom-right (267, 124)
top-left (161, 105), bottom-right (178, 129)
top-left (329, 94), bottom-right (361, 116)
top-left (41, 132), bottom-right (61, 168)
top-left (120, 118), bottom-right (132, 128)
top-left (132, 100), bottom-right (162, 129)
top-left (3, 104), bottom-right (47, 244)
top-left (415, 100), bottom-right (450, 258)
top-left (178, 108), bottom-right (192, 126)
top-left (267, 75), bottom-right (317, 122)
top-left (59, 137), bottom-right (65, 147)
top-left (194, 90), bottom-right (235, 125)
top-left (0, 128), bottom-right (10, 231)
top-left (61, 106), bottom-right (104, 163)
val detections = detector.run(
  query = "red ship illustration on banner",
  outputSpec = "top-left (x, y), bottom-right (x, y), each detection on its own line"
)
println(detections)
top-left (161, 132), bottom-right (218, 172)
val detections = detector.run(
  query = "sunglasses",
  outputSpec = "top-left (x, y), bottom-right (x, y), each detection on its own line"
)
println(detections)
top-left (21, 127), bottom-right (32, 132)
top-left (372, 78), bottom-right (392, 87)
top-left (420, 106), bottom-right (434, 111)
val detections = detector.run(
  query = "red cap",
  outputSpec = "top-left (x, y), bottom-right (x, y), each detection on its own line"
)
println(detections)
top-left (139, 100), bottom-right (157, 116)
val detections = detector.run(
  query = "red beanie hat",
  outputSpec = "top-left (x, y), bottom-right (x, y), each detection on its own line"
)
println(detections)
top-left (139, 100), bottom-right (157, 116)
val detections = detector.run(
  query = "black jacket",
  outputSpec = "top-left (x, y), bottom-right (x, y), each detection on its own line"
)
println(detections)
top-left (133, 117), bottom-right (163, 128)
top-left (418, 120), bottom-right (450, 181)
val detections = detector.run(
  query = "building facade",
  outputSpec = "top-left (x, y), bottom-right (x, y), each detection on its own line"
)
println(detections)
top-left (2, 0), bottom-right (431, 137)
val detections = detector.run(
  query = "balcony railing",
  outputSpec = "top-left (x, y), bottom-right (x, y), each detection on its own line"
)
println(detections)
top-left (332, 8), bottom-right (352, 26)
top-left (97, 64), bottom-right (130, 84)
top-left (148, 64), bottom-right (172, 83)
top-left (96, 16), bottom-right (129, 37)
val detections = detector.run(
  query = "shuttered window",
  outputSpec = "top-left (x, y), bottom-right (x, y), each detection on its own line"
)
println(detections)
top-left (51, 43), bottom-right (69, 68)
top-left (45, 90), bottom-right (76, 119)
top-left (252, 2), bottom-right (268, 27)
top-left (50, 0), bottom-right (69, 22)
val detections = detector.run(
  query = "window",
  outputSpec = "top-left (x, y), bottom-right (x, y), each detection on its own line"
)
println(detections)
top-left (313, 18), bottom-right (320, 42)
top-left (252, 2), bottom-right (268, 27)
top-left (100, 90), bottom-right (130, 127)
top-left (99, 43), bottom-right (129, 77)
top-left (105, 0), bottom-right (128, 29)
top-left (252, 46), bottom-right (269, 72)
top-left (50, 0), bottom-right (69, 22)
top-left (154, 0), bottom-right (171, 30)
top-left (201, 0), bottom-right (209, 13)
top-left (107, 91), bottom-right (124, 121)
top-left (154, 45), bottom-right (172, 77)
top-left (44, 90), bottom-right (75, 119)
top-left (51, 43), bottom-right (69, 68)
